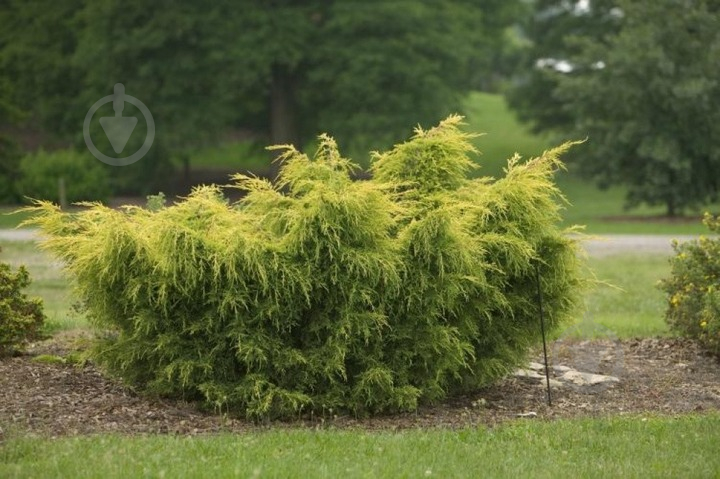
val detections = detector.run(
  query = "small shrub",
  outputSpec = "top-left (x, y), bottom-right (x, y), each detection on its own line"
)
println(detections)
top-left (25, 116), bottom-right (584, 418)
top-left (659, 214), bottom-right (720, 354)
top-left (17, 148), bottom-right (111, 204)
top-left (0, 248), bottom-right (45, 356)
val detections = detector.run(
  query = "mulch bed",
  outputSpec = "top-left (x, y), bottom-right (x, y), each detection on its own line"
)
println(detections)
top-left (1, 336), bottom-right (719, 439)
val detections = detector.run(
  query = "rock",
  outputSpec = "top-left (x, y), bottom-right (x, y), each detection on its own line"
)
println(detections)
top-left (516, 411), bottom-right (537, 418)
top-left (513, 369), bottom-right (545, 380)
top-left (553, 365), bottom-right (572, 373)
top-left (537, 378), bottom-right (563, 389)
top-left (528, 362), bottom-right (546, 371)
top-left (560, 370), bottom-right (620, 387)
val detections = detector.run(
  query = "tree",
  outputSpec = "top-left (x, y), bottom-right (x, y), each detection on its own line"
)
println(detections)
top-left (556, 0), bottom-right (720, 215)
top-left (508, 0), bottom-right (720, 215)
top-left (2, 0), bottom-right (523, 180)
top-left (506, 0), bottom-right (622, 133)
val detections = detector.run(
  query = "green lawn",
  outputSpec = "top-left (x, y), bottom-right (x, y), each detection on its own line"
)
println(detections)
top-left (2, 414), bottom-right (718, 478)
top-left (0, 240), bottom-right (84, 333)
top-left (0, 209), bottom-right (33, 229)
top-left (463, 91), bottom-right (551, 177)
top-left (583, 253), bottom-right (671, 338)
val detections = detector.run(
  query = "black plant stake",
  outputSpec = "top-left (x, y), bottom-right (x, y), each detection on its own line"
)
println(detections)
top-left (535, 263), bottom-right (552, 407)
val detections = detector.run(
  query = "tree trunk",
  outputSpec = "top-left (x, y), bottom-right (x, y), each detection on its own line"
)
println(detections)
top-left (666, 170), bottom-right (678, 217)
top-left (666, 199), bottom-right (676, 218)
top-left (180, 153), bottom-right (190, 183)
top-left (270, 64), bottom-right (299, 180)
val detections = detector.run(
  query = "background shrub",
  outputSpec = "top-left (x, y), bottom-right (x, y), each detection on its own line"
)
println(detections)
top-left (27, 117), bottom-right (583, 418)
top-left (0, 247), bottom-right (45, 356)
top-left (0, 135), bottom-right (23, 204)
top-left (18, 148), bottom-right (111, 204)
top-left (660, 214), bottom-right (720, 354)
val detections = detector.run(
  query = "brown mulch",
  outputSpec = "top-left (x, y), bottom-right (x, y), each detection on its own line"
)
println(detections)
top-left (1, 335), bottom-right (719, 439)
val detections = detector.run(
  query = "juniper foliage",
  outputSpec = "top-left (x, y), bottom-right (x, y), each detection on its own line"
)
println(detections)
top-left (25, 116), bottom-right (583, 418)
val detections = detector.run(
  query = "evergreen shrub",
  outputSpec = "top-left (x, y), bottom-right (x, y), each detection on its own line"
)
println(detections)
top-left (18, 148), bottom-right (111, 204)
top-left (26, 116), bottom-right (583, 418)
top-left (660, 214), bottom-right (720, 354)
top-left (0, 248), bottom-right (45, 356)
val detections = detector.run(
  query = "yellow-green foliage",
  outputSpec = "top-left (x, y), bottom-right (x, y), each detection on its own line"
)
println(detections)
top-left (25, 116), bottom-right (583, 418)
top-left (660, 214), bottom-right (720, 355)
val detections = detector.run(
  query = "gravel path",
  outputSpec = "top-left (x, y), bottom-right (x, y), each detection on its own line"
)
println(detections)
top-left (0, 229), bottom-right (702, 257)
top-left (0, 228), bottom-right (40, 242)
top-left (579, 234), bottom-right (699, 257)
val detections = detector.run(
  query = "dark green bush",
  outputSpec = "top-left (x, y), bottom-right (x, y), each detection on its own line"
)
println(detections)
top-left (0, 248), bottom-right (45, 356)
top-left (0, 135), bottom-right (23, 204)
top-left (18, 148), bottom-right (111, 204)
top-left (659, 214), bottom-right (720, 354)
top-left (26, 116), bottom-right (583, 418)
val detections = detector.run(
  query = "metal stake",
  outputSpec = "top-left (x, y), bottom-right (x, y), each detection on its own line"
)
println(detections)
top-left (535, 263), bottom-right (552, 407)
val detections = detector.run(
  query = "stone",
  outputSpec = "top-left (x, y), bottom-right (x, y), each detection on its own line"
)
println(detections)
top-left (528, 361), bottom-right (546, 371)
top-left (560, 370), bottom-right (619, 387)
top-left (548, 379), bottom-right (564, 389)
top-left (553, 365), bottom-right (572, 373)
top-left (513, 369), bottom-right (545, 380)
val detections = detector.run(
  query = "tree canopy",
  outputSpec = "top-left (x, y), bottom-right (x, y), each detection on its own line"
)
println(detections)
top-left (507, 0), bottom-right (622, 133)
top-left (508, 0), bottom-right (720, 215)
top-left (1, 0), bottom-right (522, 172)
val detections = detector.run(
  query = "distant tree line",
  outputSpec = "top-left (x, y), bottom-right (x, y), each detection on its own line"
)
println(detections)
top-left (0, 0), bottom-right (523, 201)
top-left (3, 0), bottom-right (717, 215)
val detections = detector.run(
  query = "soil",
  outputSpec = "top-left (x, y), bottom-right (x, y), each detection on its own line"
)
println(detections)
top-left (2, 334), bottom-right (719, 439)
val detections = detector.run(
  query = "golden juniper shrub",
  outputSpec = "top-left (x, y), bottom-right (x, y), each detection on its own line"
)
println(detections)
top-left (0, 248), bottom-right (45, 356)
top-left (24, 117), bottom-right (584, 418)
top-left (659, 214), bottom-right (720, 355)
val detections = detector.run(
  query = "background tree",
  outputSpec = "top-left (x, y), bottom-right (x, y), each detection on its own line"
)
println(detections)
top-left (506, 0), bottom-right (622, 133)
top-left (1, 0), bottom-right (523, 194)
top-left (556, 0), bottom-right (720, 215)
top-left (508, 0), bottom-right (720, 216)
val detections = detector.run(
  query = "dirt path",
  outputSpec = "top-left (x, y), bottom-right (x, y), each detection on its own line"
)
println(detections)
top-left (0, 229), bottom-right (40, 242)
top-left (579, 234), bottom-right (699, 257)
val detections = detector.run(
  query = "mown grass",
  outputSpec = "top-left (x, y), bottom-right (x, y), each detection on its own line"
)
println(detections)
top-left (2, 413), bottom-right (718, 479)
top-left (583, 253), bottom-right (671, 338)
top-left (0, 240), bottom-right (84, 333)
top-left (557, 179), bottom-right (714, 235)
top-left (0, 209), bottom-right (33, 229)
